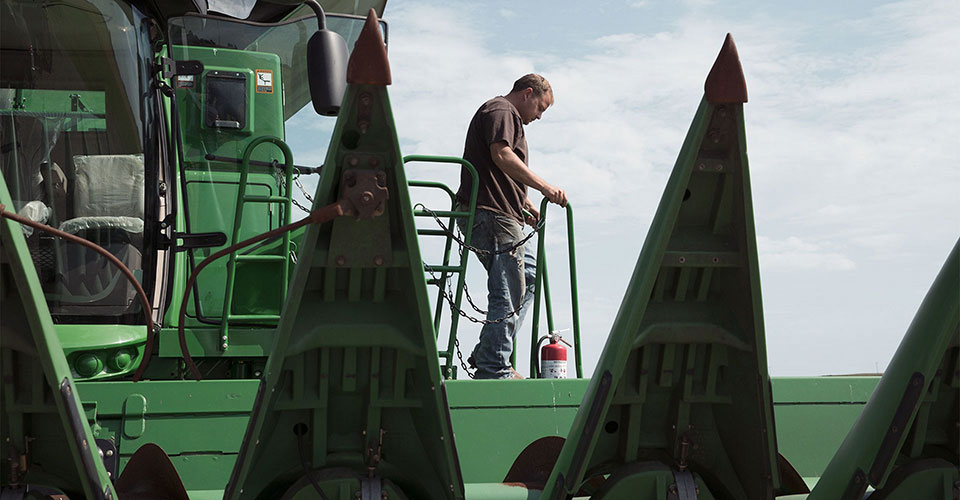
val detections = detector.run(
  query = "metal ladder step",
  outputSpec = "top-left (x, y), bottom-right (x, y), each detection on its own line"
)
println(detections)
top-left (243, 195), bottom-right (288, 204)
top-left (235, 254), bottom-right (287, 262)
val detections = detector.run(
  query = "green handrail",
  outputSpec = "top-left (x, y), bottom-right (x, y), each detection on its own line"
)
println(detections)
top-left (528, 198), bottom-right (582, 378)
top-left (220, 136), bottom-right (294, 351)
top-left (403, 155), bottom-right (478, 379)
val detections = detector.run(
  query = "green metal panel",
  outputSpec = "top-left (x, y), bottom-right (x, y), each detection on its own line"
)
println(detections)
top-left (809, 239), bottom-right (959, 500)
top-left (772, 377), bottom-right (880, 480)
top-left (0, 174), bottom-right (117, 498)
top-left (223, 52), bottom-right (464, 499)
top-left (541, 59), bottom-right (779, 498)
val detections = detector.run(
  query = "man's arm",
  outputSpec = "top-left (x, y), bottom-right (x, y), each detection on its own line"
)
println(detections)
top-left (490, 141), bottom-right (568, 207)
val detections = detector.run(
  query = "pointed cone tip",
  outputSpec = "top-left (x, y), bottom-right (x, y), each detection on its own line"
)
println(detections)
top-left (704, 33), bottom-right (747, 104)
top-left (346, 8), bottom-right (392, 86)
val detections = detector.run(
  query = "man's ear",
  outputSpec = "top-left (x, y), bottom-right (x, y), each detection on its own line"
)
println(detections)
top-left (523, 87), bottom-right (534, 100)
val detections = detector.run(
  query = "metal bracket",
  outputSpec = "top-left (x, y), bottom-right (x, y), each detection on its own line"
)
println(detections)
top-left (159, 226), bottom-right (228, 252)
top-left (96, 438), bottom-right (118, 481)
top-left (157, 57), bottom-right (204, 79)
top-left (341, 168), bottom-right (388, 220)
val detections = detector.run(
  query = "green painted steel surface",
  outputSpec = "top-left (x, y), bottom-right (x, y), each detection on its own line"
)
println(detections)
top-left (224, 57), bottom-right (464, 497)
top-left (446, 377), bottom-right (882, 492)
top-left (540, 88), bottom-right (779, 498)
top-left (1, 175), bottom-right (117, 498)
top-left (772, 377), bottom-right (881, 482)
top-left (809, 239), bottom-right (959, 500)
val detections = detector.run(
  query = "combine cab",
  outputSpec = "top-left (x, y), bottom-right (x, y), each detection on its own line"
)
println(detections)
top-left (1, 0), bottom-right (956, 499)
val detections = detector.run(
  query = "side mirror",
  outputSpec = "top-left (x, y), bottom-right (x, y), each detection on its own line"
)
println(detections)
top-left (305, 2), bottom-right (348, 116)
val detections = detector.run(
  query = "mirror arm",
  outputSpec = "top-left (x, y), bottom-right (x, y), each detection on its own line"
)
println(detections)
top-left (304, 0), bottom-right (327, 30)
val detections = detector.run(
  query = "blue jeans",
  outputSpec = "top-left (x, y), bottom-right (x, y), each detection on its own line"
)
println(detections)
top-left (459, 208), bottom-right (537, 379)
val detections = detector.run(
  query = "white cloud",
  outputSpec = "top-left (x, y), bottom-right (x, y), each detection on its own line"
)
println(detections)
top-left (757, 236), bottom-right (856, 271)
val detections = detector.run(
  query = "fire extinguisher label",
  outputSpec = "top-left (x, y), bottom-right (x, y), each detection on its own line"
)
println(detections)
top-left (542, 360), bottom-right (567, 379)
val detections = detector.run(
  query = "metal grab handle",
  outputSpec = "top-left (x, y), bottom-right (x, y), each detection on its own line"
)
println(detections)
top-left (403, 155), bottom-right (478, 378)
top-left (528, 198), bottom-right (582, 378)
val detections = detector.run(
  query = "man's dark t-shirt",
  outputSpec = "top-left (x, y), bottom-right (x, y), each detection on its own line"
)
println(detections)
top-left (456, 96), bottom-right (528, 224)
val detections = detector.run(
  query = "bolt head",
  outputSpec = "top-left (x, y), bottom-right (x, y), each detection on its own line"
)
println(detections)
top-left (374, 256), bottom-right (384, 266)
top-left (336, 255), bottom-right (347, 266)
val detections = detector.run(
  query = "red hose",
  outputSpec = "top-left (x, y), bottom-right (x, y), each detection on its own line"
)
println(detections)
top-left (173, 200), bottom-right (345, 381)
top-left (0, 204), bottom-right (155, 378)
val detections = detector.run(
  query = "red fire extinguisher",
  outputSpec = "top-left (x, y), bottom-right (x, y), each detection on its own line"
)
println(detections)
top-left (538, 333), bottom-right (572, 379)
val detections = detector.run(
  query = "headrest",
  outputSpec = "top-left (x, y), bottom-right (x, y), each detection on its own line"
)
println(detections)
top-left (73, 154), bottom-right (145, 218)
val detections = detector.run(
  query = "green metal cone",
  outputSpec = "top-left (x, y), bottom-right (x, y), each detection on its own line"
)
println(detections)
top-left (224, 82), bottom-right (463, 499)
top-left (540, 97), bottom-right (779, 499)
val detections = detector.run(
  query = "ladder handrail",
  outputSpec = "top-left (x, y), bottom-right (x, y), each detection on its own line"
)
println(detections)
top-left (403, 155), bottom-right (478, 379)
top-left (219, 136), bottom-right (295, 351)
top-left (528, 198), bottom-right (582, 378)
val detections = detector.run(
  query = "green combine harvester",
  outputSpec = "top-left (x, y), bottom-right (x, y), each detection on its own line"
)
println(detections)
top-left (0, 0), bottom-right (956, 499)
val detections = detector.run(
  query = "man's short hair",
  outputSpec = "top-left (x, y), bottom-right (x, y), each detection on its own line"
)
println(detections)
top-left (511, 74), bottom-right (552, 97)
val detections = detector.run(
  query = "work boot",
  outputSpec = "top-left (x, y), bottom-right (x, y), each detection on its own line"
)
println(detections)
top-left (508, 368), bottom-right (524, 379)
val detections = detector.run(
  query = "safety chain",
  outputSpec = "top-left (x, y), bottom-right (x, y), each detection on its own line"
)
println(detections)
top-left (275, 165), bottom-right (317, 213)
top-left (414, 204), bottom-right (544, 257)
top-left (453, 337), bottom-right (475, 379)
top-left (426, 267), bottom-right (526, 326)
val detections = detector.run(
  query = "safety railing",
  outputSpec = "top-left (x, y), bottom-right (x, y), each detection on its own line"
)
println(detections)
top-left (404, 155), bottom-right (478, 379)
top-left (407, 157), bottom-right (582, 379)
top-left (527, 198), bottom-right (583, 378)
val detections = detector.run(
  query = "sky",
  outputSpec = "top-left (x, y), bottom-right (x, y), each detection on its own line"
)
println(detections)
top-left (290, 0), bottom-right (960, 377)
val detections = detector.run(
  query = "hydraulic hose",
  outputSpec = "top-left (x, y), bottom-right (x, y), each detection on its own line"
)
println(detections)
top-left (0, 204), bottom-right (156, 378)
top-left (176, 200), bottom-right (345, 380)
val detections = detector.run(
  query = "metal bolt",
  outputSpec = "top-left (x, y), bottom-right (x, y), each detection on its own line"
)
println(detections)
top-left (359, 93), bottom-right (371, 106)
top-left (712, 257), bottom-right (719, 263)
top-left (106, 449), bottom-right (114, 457)
top-left (222, 343), bottom-right (228, 349)
top-left (678, 256), bottom-right (686, 264)
top-left (336, 255), bottom-right (347, 266)
top-left (716, 164), bottom-right (723, 171)
top-left (698, 163), bottom-right (705, 170)
top-left (348, 156), bottom-right (359, 167)
top-left (222, 335), bottom-right (228, 341)
top-left (360, 192), bottom-right (374, 204)
top-left (82, 439), bottom-right (88, 449)
top-left (374, 256), bottom-right (384, 266)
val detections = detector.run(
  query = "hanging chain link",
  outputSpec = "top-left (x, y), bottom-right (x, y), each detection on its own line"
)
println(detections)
top-left (414, 204), bottom-right (544, 257)
top-left (274, 165), bottom-right (317, 213)
top-left (453, 337), bottom-right (474, 379)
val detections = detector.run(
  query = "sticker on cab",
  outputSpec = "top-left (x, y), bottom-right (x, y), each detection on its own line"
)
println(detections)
top-left (176, 74), bottom-right (194, 88)
top-left (255, 69), bottom-right (273, 93)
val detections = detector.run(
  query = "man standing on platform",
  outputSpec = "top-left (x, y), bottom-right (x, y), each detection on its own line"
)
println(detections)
top-left (456, 73), bottom-right (568, 379)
